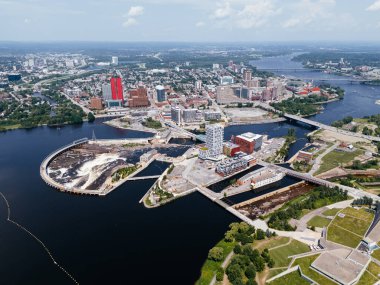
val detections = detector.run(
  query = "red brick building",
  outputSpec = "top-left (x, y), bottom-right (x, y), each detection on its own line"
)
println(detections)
top-left (128, 87), bottom-right (150, 108)
top-left (89, 97), bottom-right (103, 110)
top-left (234, 134), bottom-right (256, 154)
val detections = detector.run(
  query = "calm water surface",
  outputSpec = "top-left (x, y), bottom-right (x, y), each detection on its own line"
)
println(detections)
top-left (1, 54), bottom-right (380, 284)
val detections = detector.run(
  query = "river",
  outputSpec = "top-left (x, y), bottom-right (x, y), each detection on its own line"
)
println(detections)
top-left (1, 54), bottom-right (380, 285)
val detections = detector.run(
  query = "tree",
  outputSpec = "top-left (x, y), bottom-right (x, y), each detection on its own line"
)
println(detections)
top-left (226, 264), bottom-right (242, 282)
top-left (246, 280), bottom-right (258, 285)
top-left (267, 258), bottom-right (275, 268)
top-left (208, 247), bottom-right (224, 261)
top-left (234, 244), bottom-right (242, 254)
top-left (245, 264), bottom-right (256, 279)
top-left (216, 267), bottom-right (224, 281)
top-left (88, 112), bottom-right (95, 123)
top-left (224, 231), bottom-right (235, 242)
top-left (255, 229), bottom-right (266, 240)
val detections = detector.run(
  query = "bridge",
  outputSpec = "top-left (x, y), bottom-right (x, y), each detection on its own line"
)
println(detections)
top-left (256, 103), bottom-right (380, 142)
top-left (284, 113), bottom-right (380, 142)
top-left (127, 175), bottom-right (161, 181)
top-left (163, 121), bottom-right (206, 142)
top-left (261, 162), bottom-right (380, 202)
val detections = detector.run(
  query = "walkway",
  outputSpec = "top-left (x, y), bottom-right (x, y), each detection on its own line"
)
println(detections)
top-left (309, 142), bottom-right (339, 175)
top-left (294, 207), bottom-right (329, 232)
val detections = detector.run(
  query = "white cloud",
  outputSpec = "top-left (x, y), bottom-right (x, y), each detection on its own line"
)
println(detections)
top-left (127, 6), bottom-right (144, 17)
top-left (367, 0), bottom-right (380, 11)
top-left (282, 0), bottom-right (336, 29)
top-left (211, 2), bottom-right (232, 19)
top-left (24, 18), bottom-right (30, 24)
top-left (236, 0), bottom-right (281, 29)
top-left (210, 0), bottom-right (280, 29)
top-left (122, 18), bottom-right (137, 28)
top-left (196, 21), bottom-right (205, 27)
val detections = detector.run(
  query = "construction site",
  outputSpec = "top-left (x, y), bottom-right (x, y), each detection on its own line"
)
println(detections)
top-left (234, 182), bottom-right (315, 219)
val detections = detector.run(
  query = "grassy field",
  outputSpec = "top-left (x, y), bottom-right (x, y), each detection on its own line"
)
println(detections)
top-left (333, 215), bottom-right (371, 236)
top-left (341, 207), bottom-right (374, 220)
top-left (269, 239), bottom-right (310, 268)
top-left (327, 207), bottom-right (373, 248)
top-left (327, 224), bottom-right (363, 248)
top-left (195, 239), bottom-right (236, 285)
top-left (315, 149), bottom-right (364, 175)
top-left (322, 208), bottom-right (341, 216)
top-left (356, 270), bottom-right (379, 285)
top-left (307, 216), bottom-right (332, 228)
top-left (372, 248), bottom-right (380, 261)
top-left (291, 254), bottom-right (336, 285)
top-left (267, 268), bottom-right (287, 279)
top-left (268, 270), bottom-right (310, 285)
top-left (367, 262), bottom-right (380, 278)
top-left (253, 236), bottom-right (290, 252)
top-left (0, 124), bottom-right (21, 131)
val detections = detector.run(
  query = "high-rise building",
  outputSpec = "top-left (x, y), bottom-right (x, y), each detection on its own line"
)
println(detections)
top-left (102, 83), bottom-right (112, 101)
top-left (182, 109), bottom-right (197, 123)
top-left (171, 106), bottom-right (181, 125)
top-left (205, 124), bottom-right (224, 158)
top-left (212, 63), bottom-right (220, 70)
top-left (156, 85), bottom-right (166, 102)
top-left (28, 58), bottom-right (35, 67)
top-left (65, 60), bottom-right (74, 68)
top-left (243, 70), bottom-right (252, 81)
top-left (220, 76), bottom-right (234, 85)
top-left (195, 80), bottom-right (202, 90)
top-left (112, 56), bottom-right (119, 65)
top-left (110, 77), bottom-right (124, 102)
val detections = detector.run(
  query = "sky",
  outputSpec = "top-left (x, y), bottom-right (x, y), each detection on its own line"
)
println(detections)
top-left (1, 0), bottom-right (380, 42)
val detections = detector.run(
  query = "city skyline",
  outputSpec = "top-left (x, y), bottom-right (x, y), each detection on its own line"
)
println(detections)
top-left (1, 0), bottom-right (380, 42)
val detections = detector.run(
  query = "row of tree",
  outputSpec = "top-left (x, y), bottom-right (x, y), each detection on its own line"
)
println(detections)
top-left (268, 186), bottom-right (349, 230)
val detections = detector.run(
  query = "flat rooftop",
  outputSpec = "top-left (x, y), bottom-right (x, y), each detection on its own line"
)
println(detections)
top-left (236, 132), bottom-right (262, 142)
top-left (311, 249), bottom-right (369, 285)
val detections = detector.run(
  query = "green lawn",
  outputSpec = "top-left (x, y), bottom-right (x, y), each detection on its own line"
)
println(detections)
top-left (253, 236), bottom-right (290, 252)
top-left (367, 262), bottom-right (380, 279)
top-left (341, 207), bottom-right (374, 221)
top-left (267, 268), bottom-right (287, 279)
top-left (356, 270), bottom-right (379, 285)
top-left (332, 215), bottom-right (372, 236)
top-left (269, 240), bottom-right (310, 268)
top-left (268, 270), bottom-right (310, 285)
top-left (322, 208), bottom-right (341, 216)
top-left (327, 207), bottom-right (374, 248)
top-left (372, 249), bottom-right (380, 261)
top-left (315, 149), bottom-right (364, 175)
top-left (327, 224), bottom-right (362, 248)
top-left (195, 239), bottom-right (236, 285)
top-left (291, 254), bottom-right (336, 285)
top-left (307, 216), bottom-right (332, 228)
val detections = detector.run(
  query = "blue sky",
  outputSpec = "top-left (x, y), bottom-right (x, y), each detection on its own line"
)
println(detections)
top-left (1, 0), bottom-right (380, 41)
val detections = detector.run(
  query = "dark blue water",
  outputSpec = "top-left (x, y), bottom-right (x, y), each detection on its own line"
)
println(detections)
top-left (2, 54), bottom-right (380, 285)
top-left (134, 160), bottom-right (170, 177)
top-left (251, 54), bottom-right (380, 124)
top-left (223, 175), bottom-right (302, 205)
top-left (0, 122), bottom-right (238, 285)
